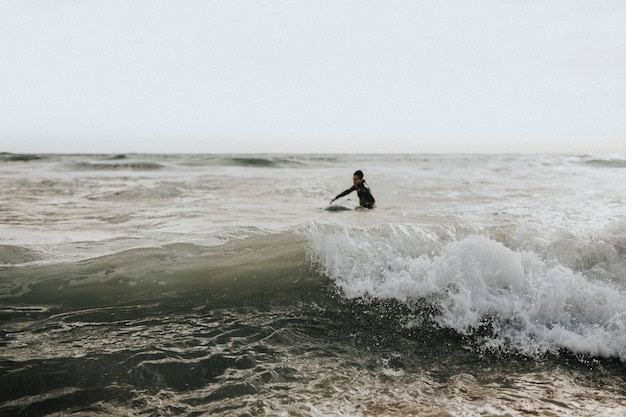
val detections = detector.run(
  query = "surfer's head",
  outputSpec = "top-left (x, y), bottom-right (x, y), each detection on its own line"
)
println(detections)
top-left (353, 170), bottom-right (364, 185)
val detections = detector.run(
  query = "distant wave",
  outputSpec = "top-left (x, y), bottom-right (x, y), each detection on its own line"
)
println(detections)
top-left (0, 153), bottom-right (346, 169)
top-left (0, 153), bottom-right (42, 162)
top-left (222, 154), bottom-right (344, 168)
top-left (73, 160), bottom-right (165, 170)
top-left (230, 157), bottom-right (280, 167)
top-left (227, 156), bottom-right (306, 168)
top-left (585, 158), bottom-right (626, 168)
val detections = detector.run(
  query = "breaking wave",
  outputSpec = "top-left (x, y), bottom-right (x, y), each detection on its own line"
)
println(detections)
top-left (4, 221), bottom-right (626, 361)
top-left (308, 221), bottom-right (626, 360)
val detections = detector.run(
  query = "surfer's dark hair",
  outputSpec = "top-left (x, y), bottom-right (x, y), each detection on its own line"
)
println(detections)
top-left (353, 170), bottom-right (364, 179)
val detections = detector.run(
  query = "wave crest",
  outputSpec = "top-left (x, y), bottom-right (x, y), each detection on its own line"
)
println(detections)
top-left (73, 160), bottom-right (165, 170)
top-left (308, 222), bottom-right (626, 360)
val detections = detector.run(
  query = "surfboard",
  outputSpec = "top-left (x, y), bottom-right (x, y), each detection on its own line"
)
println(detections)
top-left (325, 200), bottom-right (357, 211)
top-left (325, 204), bottom-right (353, 211)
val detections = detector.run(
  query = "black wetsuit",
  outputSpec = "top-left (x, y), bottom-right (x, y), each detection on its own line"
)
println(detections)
top-left (335, 182), bottom-right (376, 209)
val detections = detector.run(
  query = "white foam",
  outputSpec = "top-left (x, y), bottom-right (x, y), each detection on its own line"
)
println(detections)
top-left (309, 223), bottom-right (626, 359)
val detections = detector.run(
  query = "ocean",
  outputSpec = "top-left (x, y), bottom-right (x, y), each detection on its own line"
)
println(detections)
top-left (1, 153), bottom-right (626, 416)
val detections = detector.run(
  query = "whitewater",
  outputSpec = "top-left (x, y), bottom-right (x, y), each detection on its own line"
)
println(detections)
top-left (1, 153), bottom-right (626, 416)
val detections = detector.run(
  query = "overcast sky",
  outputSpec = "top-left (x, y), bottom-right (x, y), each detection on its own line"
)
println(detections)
top-left (1, 0), bottom-right (625, 154)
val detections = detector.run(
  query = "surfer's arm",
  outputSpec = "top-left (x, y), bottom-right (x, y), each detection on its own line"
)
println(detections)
top-left (333, 186), bottom-right (356, 202)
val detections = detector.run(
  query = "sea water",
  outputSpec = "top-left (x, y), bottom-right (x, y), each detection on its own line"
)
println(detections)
top-left (1, 153), bottom-right (626, 416)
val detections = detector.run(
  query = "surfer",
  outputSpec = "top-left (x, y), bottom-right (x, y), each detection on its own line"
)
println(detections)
top-left (329, 170), bottom-right (376, 209)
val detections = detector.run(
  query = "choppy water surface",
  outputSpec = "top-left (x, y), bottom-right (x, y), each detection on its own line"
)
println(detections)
top-left (2, 153), bottom-right (626, 416)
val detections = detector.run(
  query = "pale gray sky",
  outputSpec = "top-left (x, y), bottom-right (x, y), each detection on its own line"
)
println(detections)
top-left (1, 0), bottom-right (625, 154)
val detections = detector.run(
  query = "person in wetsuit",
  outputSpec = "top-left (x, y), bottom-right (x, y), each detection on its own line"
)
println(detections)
top-left (329, 170), bottom-right (376, 209)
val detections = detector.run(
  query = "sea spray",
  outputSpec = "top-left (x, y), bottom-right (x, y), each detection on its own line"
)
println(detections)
top-left (308, 223), bottom-right (626, 359)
